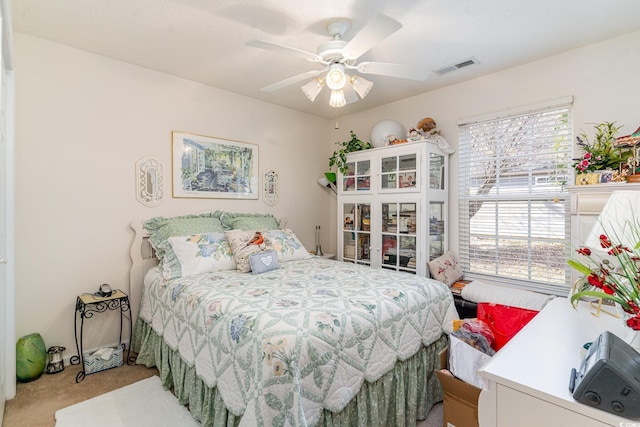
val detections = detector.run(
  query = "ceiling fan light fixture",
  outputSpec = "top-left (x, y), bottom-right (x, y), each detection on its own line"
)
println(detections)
top-left (350, 75), bottom-right (373, 99)
top-left (329, 89), bottom-right (346, 108)
top-left (326, 64), bottom-right (347, 90)
top-left (301, 78), bottom-right (324, 102)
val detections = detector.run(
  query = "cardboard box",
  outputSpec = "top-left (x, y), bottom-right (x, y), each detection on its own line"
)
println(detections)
top-left (435, 346), bottom-right (482, 427)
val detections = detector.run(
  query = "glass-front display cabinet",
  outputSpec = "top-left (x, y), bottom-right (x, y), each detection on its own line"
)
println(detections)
top-left (429, 152), bottom-right (445, 190)
top-left (380, 153), bottom-right (418, 190)
top-left (381, 202), bottom-right (417, 273)
top-left (342, 202), bottom-right (371, 266)
top-left (336, 139), bottom-right (449, 277)
top-left (342, 159), bottom-right (371, 192)
top-left (429, 202), bottom-right (445, 260)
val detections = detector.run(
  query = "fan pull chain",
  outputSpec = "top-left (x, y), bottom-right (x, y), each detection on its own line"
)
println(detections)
top-left (335, 109), bottom-right (340, 130)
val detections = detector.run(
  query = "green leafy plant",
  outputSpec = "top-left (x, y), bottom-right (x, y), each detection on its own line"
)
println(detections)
top-left (573, 122), bottom-right (629, 173)
top-left (328, 131), bottom-right (372, 174)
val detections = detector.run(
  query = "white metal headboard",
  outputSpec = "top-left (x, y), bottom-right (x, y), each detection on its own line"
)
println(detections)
top-left (129, 220), bottom-right (158, 328)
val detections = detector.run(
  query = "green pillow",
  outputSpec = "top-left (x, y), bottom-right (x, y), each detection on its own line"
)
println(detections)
top-left (220, 212), bottom-right (279, 231)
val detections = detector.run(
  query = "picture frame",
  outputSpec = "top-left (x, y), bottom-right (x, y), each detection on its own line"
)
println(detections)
top-left (172, 131), bottom-right (259, 199)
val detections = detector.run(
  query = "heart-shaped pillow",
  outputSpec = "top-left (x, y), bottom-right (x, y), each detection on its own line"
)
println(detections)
top-left (249, 250), bottom-right (280, 274)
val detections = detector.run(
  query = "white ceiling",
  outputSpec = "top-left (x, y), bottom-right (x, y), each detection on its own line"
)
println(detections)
top-left (11, 0), bottom-right (640, 119)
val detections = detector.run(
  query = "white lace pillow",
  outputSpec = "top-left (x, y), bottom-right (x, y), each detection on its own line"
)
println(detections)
top-left (166, 232), bottom-right (236, 278)
top-left (428, 250), bottom-right (463, 286)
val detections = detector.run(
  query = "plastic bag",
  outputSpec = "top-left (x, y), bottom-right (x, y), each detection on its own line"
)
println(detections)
top-left (451, 327), bottom-right (495, 356)
top-left (477, 302), bottom-right (539, 351)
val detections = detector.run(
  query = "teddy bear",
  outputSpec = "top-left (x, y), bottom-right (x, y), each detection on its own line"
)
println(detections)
top-left (417, 117), bottom-right (440, 137)
top-left (416, 116), bottom-right (456, 154)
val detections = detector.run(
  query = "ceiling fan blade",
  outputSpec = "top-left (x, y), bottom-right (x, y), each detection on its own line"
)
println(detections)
top-left (260, 69), bottom-right (324, 93)
top-left (246, 39), bottom-right (321, 62)
top-left (356, 62), bottom-right (429, 81)
top-left (343, 84), bottom-right (359, 104)
top-left (341, 14), bottom-right (402, 60)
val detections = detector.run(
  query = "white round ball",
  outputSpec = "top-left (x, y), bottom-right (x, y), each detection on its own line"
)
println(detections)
top-left (370, 120), bottom-right (406, 148)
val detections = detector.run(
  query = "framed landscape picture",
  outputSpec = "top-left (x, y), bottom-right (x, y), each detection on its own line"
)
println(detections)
top-left (172, 131), bottom-right (259, 199)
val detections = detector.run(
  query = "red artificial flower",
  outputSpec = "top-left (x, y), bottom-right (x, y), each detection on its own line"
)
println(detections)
top-left (626, 301), bottom-right (640, 315)
top-left (587, 273), bottom-right (605, 289)
top-left (608, 245), bottom-right (631, 256)
top-left (584, 152), bottom-right (592, 160)
top-left (577, 247), bottom-right (591, 256)
top-left (599, 234), bottom-right (612, 249)
top-left (602, 284), bottom-right (616, 295)
top-left (626, 315), bottom-right (640, 331)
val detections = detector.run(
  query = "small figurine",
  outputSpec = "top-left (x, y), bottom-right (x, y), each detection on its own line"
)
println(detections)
top-left (407, 128), bottom-right (422, 141)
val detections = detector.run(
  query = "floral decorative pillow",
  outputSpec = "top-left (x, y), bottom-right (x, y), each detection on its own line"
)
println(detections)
top-left (164, 232), bottom-right (236, 278)
top-left (266, 229), bottom-right (311, 262)
top-left (143, 211), bottom-right (226, 261)
top-left (225, 230), bottom-right (272, 273)
top-left (428, 250), bottom-right (463, 286)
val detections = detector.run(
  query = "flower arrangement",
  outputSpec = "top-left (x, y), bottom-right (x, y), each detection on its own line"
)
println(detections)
top-left (569, 223), bottom-right (640, 330)
top-left (572, 122), bottom-right (628, 173)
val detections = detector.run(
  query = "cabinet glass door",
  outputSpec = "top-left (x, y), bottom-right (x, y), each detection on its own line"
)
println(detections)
top-left (342, 202), bottom-right (371, 265)
top-left (381, 202), bottom-right (417, 273)
top-left (380, 153), bottom-right (417, 190)
top-left (342, 160), bottom-right (371, 192)
top-left (429, 152), bottom-right (445, 190)
top-left (429, 202), bottom-right (445, 260)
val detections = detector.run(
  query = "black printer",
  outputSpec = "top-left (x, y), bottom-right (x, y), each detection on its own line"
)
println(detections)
top-left (570, 331), bottom-right (640, 419)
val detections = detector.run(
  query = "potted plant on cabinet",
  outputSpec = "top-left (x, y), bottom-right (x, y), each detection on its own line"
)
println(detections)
top-left (572, 122), bottom-right (630, 184)
top-left (328, 131), bottom-right (372, 176)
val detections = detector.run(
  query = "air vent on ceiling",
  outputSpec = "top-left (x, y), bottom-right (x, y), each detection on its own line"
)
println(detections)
top-left (434, 57), bottom-right (479, 76)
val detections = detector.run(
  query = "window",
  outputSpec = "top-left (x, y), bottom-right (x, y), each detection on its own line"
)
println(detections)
top-left (458, 98), bottom-right (573, 295)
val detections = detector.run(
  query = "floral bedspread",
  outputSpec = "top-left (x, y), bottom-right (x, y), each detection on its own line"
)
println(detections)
top-left (139, 258), bottom-right (457, 426)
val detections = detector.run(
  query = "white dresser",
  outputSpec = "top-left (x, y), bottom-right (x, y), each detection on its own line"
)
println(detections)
top-left (477, 298), bottom-right (636, 426)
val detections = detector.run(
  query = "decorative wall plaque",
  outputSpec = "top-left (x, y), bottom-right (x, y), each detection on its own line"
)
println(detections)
top-left (136, 157), bottom-right (164, 207)
top-left (263, 170), bottom-right (278, 206)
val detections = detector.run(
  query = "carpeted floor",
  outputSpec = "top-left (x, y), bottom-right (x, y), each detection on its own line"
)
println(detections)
top-left (3, 361), bottom-right (159, 427)
top-left (2, 361), bottom-right (442, 427)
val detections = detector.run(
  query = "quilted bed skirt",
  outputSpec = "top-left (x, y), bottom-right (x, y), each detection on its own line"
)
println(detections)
top-left (133, 320), bottom-right (447, 427)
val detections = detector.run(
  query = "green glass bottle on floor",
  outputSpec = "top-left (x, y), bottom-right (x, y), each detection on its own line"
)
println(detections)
top-left (16, 333), bottom-right (46, 382)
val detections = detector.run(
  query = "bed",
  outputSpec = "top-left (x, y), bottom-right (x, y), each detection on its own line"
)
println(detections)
top-left (129, 211), bottom-right (457, 426)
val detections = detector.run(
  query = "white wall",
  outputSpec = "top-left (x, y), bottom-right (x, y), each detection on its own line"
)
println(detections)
top-left (336, 30), bottom-right (640, 253)
top-left (13, 33), bottom-right (333, 356)
top-left (14, 28), bottom-right (640, 364)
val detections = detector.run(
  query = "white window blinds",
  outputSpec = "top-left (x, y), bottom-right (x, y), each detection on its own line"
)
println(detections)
top-left (458, 100), bottom-right (573, 295)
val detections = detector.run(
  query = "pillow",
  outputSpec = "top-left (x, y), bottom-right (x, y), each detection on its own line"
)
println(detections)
top-left (225, 230), bottom-right (272, 273)
top-left (266, 229), bottom-right (312, 262)
top-left (428, 250), bottom-right (464, 286)
top-left (220, 212), bottom-right (279, 231)
top-left (144, 211), bottom-right (226, 261)
top-left (164, 232), bottom-right (236, 278)
top-left (249, 250), bottom-right (280, 274)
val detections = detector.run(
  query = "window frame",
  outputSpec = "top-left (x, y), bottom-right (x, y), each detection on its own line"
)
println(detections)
top-left (457, 97), bottom-right (574, 296)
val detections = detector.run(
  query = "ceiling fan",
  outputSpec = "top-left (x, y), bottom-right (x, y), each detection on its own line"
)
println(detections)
top-left (246, 14), bottom-right (429, 107)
